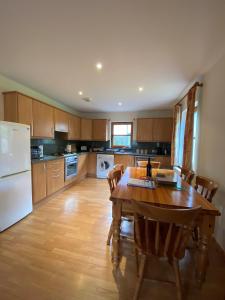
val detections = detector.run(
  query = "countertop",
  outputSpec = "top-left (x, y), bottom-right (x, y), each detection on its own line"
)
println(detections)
top-left (31, 151), bottom-right (170, 164)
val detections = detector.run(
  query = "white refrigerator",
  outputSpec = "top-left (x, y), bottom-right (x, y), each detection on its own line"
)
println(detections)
top-left (0, 121), bottom-right (32, 232)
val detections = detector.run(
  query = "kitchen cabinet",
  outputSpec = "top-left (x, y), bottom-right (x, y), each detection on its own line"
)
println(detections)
top-left (32, 100), bottom-right (54, 138)
top-left (77, 153), bottom-right (88, 179)
top-left (46, 159), bottom-right (64, 196)
top-left (32, 162), bottom-right (47, 203)
top-left (92, 119), bottom-right (109, 141)
top-left (114, 154), bottom-right (134, 170)
top-left (3, 92), bottom-right (33, 135)
top-left (136, 117), bottom-right (173, 142)
top-left (154, 156), bottom-right (171, 168)
top-left (81, 118), bottom-right (92, 141)
top-left (136, 118), bottom-right (154, 142)
top-left (88, 153), bottom-right (97, 177)
top-left (152, 118), bottom-right (173, 142)
top-left (54, 108), bottom-right (69, 132)
top-left (68, 114), bottom-right (80, 140)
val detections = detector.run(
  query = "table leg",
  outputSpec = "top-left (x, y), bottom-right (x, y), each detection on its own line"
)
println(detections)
top-left (196, 215), bottom-right (215, 286)
top-left (112, 199), bottom-right (122, 270)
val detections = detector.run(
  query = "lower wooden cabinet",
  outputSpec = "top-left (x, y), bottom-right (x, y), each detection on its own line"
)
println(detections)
top-left (77, 153), bottom-right (88, 179)
top-left (114, 154), bottom-right (134, 170)
top-left (32, 162), bottom-right (47, 203)
top-left (87, 153), bottom-right (97, 177)
top-left (153, 156), bottom-right (171, 168)
top-left (32, 158), bottom-right (65, 203)
top-left (46, 159), bottom-right (65, 196)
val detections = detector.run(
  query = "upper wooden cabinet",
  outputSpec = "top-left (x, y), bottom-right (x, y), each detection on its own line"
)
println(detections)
top-left (92, 119), bottom-right (109, 141)
top-left (80, 118), bottom-right (92, 141)
top-left (3, 92), bottom-right (33, 135)
top-left (136, 118), bottom-right (153, 142)
top-left (152, 118), bottom-right (173, 142)
top-left (32, 100), bottom-right (54, 138)
top-left (54, 108), bottom-right (69, 132)
top-left (136, 118), bottom-right (173, 142)
top-left (68, 114), bottom-right (80, 140)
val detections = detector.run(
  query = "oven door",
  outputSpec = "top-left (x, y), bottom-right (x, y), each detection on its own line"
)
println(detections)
top-left (65, 157), bottom-right (78, 180)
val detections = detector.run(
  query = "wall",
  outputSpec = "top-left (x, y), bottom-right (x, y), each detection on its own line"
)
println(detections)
top-left (0, 89), bottom-right (3, 120)
top-left (198, 52), bottom-right (225, 251)
top-left (0, 74), bottom-right (79, 115)
top-left (81, 110), bottom-right (172, 141)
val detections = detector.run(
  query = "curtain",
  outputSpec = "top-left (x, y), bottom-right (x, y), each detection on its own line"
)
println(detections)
top-left (171, 104), bottom-right (181, 166)
top-left (182, 84), bottom-right (198, 169)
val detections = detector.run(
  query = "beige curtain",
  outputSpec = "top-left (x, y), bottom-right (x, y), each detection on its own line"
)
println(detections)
top-left (182, 85), bottom-right (198, 169)
top-left (171, 104), bottom-right (181, 166)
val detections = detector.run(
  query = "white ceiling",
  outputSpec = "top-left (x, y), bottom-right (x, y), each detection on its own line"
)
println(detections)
top-left (0, 0), bottom-right (225, 112)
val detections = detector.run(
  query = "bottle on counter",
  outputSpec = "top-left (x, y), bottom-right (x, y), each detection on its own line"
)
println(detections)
top-left (146, 157), bottom-right (152, 178)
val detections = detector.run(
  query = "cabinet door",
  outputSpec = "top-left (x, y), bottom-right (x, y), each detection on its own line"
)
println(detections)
top-left (80, 118), bottom-right (92, 141)
top-left (92, 119), bottom-right (109, 141)
top-left (87, 153), bottom-right (97, 176)
top-left (33, 100), bottom-right (54, 138)
top-left (153, 156), bottom-right (171, 169)
top-left (114, 154), bottom-right (134, 170)
top-left (17, 94), bottom-right (33, 135)
top-left (153, 118), bottom-right (173, 142)
top-left (46, 159), bottom-right (64, 196)
top-left (32, 162), bottom-right (46, 203)
top-left (136, 118), bottom-right (153, 142)
top-left (68, 115), bottom-right (80, 140)
top-left (77, 154), bottom-right (88, 179)
top-left (54, 108), bottom-right (69, 132)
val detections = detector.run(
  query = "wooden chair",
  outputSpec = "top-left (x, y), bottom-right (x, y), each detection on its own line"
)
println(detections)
top-left (107, 168), bottom-right (133, 245)
top-left (194, 175), bottom-right (218, 203)
top-left (180, 167), bottom-right (195, 185)
top-left (113, 163), bottom-right (125, 174)
top-left (137, 160), bottom-right (161, 169)
top-left (192, 176), bottom-right (218, 241)
top-left (131, 201), bottom-right (201, 300)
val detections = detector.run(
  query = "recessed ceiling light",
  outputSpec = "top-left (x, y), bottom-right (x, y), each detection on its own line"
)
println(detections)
top-left (78, 91), bottom-right (83, 96)
top-left (118, 102), bottom-right (122, 106)
top-left (138, 86), bottom-right (144, 92)
top-left (96, 62), bottom-right (103, 70)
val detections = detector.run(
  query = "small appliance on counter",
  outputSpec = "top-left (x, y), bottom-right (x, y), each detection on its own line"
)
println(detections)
top-left (31, 145), bottom-right (44, 159)
top-left (80, 145), bottom-right (88, 152)
top-left (66, 144), bottom-right (72, 153)
top-left (39, 145), bottom-right (44, 158)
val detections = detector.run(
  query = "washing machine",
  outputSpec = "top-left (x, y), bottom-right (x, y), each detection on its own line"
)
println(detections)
top-left (96, 154), bottom-right (114, 178)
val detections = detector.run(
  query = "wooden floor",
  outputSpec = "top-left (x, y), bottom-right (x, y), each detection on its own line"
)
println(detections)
top-left (0, 178), bottom-right (225, 300)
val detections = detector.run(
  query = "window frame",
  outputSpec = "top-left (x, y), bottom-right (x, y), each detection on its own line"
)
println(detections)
top-left (111, 122), bottom-right (133, 148)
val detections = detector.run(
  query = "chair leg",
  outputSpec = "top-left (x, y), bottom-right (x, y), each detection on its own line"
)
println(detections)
top-left (173, 259), bottom-right (182, 300)
top-left (107, 222), bottom-right (113, 245)
top-left (133, 255), bottom-right (146, 300)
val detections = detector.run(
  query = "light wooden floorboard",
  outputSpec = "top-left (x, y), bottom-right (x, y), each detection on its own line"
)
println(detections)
top-left (0, 178), bottom-right (225, 300)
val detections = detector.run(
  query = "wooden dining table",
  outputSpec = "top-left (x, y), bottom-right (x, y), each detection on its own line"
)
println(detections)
top-left (110, 167), bottom-right (220, 286)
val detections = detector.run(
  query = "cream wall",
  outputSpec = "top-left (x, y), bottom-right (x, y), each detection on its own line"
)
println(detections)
top-left (198, 52), bottom-right (225, 250)
top-left (0, 90), bottom-right (4, 120)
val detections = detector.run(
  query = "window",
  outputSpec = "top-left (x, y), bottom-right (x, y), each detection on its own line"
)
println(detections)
top-left (192, 102), bottom-right (199, 171)
top-left (177, 109), bottom-right (187, 166)
top-left (111, 122), bottom-right (133, 148)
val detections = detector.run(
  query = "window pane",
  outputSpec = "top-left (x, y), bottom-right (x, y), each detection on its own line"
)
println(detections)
top-left (178, 109), bottom-right (187, 166)
top-left (113, 124), bottom-right (131, 135)
top-left (113, 135), bottom-right (131, 147)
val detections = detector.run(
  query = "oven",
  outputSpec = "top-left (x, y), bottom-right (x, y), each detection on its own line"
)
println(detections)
top-left (65, 154), bottom-right (78, 180)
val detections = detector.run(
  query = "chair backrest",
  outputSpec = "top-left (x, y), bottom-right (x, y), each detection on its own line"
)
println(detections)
top-left (137, 160), bottom-right (161, 169)
top-left (107, 169), bottom-right (122, 194)
top-left (132, 201), bottom-right (201, 259)
top-left (194, 175), bottom-right (218, 202)
top-left (180, 167), bottom-right (195, 185)
top-left (113, 164), bottom-right (125, 174)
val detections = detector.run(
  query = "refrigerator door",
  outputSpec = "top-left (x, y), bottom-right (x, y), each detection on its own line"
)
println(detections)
top-left (0, 121), bottom-right (31, 178)
top-left (0, 170), bottom-right (33, 232)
